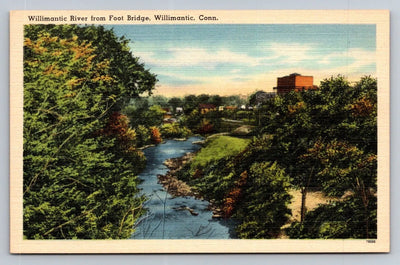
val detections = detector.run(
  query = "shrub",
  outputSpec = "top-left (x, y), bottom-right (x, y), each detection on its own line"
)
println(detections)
top-left (160, 123), bottom-right (192, 138)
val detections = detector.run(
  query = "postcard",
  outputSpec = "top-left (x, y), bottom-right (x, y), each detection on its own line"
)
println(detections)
top-left (10, 10), bottom-right (390, 253)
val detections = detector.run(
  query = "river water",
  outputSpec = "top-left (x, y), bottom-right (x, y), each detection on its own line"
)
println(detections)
top-left (131, 136), bottom-right (235, 239)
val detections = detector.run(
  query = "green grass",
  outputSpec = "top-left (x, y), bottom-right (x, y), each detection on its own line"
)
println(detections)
top-left (191, 136), bottom-right (251, 168)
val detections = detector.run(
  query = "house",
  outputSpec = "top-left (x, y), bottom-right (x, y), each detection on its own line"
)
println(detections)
top-left (163, 111), bottom-right (172, 120)
top-left (175, 107), bottom-right (183, 113)
top-left (199, 104), bottom-right (217, 114)
top-left (273, 73), bottom-right (318, 95)
top-left (224, 106), bottom-right (238, 111)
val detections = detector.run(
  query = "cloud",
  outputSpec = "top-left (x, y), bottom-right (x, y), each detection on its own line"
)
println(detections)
top-left (265, 42), bottom-right (316, 64)
top-left (135, 47), bottom-right (263, 68)
top-left (319, 48), bottom-right (376, 71)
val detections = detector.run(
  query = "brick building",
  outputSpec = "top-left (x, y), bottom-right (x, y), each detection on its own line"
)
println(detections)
top-left (273, 73), bottom-right (318, 95)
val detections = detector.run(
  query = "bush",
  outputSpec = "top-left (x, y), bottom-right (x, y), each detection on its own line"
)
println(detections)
top-left (150, 126), bottom-right (162, 144)
top-left (135, 125), bottom-right (151, 147)
top-left (160, 123), bottom-right (192, 138)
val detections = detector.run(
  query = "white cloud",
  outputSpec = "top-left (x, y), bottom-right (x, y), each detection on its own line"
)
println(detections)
top-left (136, 42), bottom-right (374, 76)
top-left (135, 47), bottom-right (263, 68)
top-left (266, 42), bottom-right (316, 63)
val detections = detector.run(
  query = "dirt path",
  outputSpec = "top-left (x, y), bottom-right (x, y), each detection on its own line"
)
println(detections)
top-left (278, 189), bottom-right (339, 238)
top-left (287, 189), bottom-right (339, 222)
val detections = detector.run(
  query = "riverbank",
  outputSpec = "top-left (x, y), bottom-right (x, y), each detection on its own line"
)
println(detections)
top-left (158, 150), bottom-right (341, 224)
top-left (157, 152), bottom-right (224, 218)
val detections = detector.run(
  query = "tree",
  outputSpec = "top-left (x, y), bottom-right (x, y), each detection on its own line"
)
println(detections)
top-left (150, 126), bottom-right (162, 144)
top-left (25, 24), bottom-right (157, 108)
top-left (145, 105), bottom-right (165, 126)
top-left (148, 95), bottom-right (169, 108)
top-left (209, 95), bottom-right (223, 107)
top-left (168, 97), bottom-right (183, 113)
top-left (23, 25), bottom-right (155, 239)
top-left (183, 95), bottom-right (199, 114)
top-left (234, 162), bottom-right (292, 238)
top-left (300, 139), bottom-right (377, 238)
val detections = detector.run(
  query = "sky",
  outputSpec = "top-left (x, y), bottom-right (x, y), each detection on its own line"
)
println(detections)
top-left (109, 24), bottom-right (376, 97)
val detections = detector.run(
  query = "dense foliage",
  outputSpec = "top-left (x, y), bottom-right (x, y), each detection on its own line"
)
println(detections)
top-left (235, 162), bottom-right (291, 238)
top-left (23, 25), bottom-right (156, 239)
top-left (176, 136), bottom-right (292, 238)
top-left (176, 75), bottom-right (377, 239)
top-left (160, 123), bottom-right (192, 138)
top-left (257, 76), bottom-right (377, 238)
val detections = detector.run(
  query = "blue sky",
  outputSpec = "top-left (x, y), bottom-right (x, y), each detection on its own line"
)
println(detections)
top-left (109, 24), bottom-right (376, 96)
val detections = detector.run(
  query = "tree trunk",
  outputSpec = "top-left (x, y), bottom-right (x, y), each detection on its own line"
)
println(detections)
top-left (300, 187), bottom-right (307, 223)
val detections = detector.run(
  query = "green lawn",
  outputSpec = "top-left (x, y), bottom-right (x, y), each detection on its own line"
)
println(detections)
top-left (191, 135), bottom-right (251, 168)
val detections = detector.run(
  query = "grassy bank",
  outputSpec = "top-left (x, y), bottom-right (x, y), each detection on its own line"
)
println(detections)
top-left (190, 136), bottom-right (251, 169)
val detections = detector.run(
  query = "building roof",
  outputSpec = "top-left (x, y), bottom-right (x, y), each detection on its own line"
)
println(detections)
top-left (199, 103), bottom-right (216, 109)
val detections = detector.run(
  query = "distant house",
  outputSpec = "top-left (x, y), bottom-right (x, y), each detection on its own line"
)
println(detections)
top-left (218, 106), bottom-right (225, 111)
top-left (163, 108), bottom-right (172, 120)
top-left (199, 104), bottom-right (217, 114)
top-left (224, 106), bottom-right (238, 111)
top-left (273, 73), bottom-right (318, 95)
top-left (175, 107), bottom-right (183, 113)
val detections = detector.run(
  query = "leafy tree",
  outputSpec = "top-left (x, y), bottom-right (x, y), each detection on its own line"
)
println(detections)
top-left (221, 95), bottom-right (246, 106)
top-left (234, 162), bottom-right (292, 238)
top-left (168, 97), bottom-right (183, 113)
top-left (135, 125), bottom-right (151, 147)
top-left (25, 24), bottom-right (157, 108)
top-left (287, 196), bottom-right (377, 239)
top-left (160, 123), bottom-right (191, 138)
top-left (124, 102), bottom-right (164, 127)
top-left (209, 95), bottom-right (223, 107)
top-left (124, 97), bottom-right (150, 125)
top-left (183, 95), bottom-right (199, 114)
top-left (148, 95), bottom-right (169, 108)
top-left (181, 109), bottom-right (201, 131)
top-left (149, 126), bottom-right (162, 144)
top-left (145, 105), bottom-right (165, 126)
top-left (299, 139), bottom-right (377, 238)
top-left (23, 25), bottom-right (155, 239)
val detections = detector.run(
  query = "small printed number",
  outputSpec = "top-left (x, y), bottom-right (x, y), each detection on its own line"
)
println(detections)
top-left (367, 240), bottom-right (376, 243)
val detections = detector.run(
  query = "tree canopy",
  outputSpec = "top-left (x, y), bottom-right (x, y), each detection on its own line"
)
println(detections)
top-left (23, 24), bottom-right (156, 239)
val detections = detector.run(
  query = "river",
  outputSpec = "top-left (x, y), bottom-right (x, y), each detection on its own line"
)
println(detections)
top-left (131, 136), bottom-right (235, 239)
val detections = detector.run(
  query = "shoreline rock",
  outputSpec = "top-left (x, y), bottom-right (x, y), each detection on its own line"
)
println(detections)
top-left (157, 152), bottom-right (199, 198)
top-left (172, 137), bottom-right (187, 141)
top-left (138, 144), bottom-right (155, 150)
